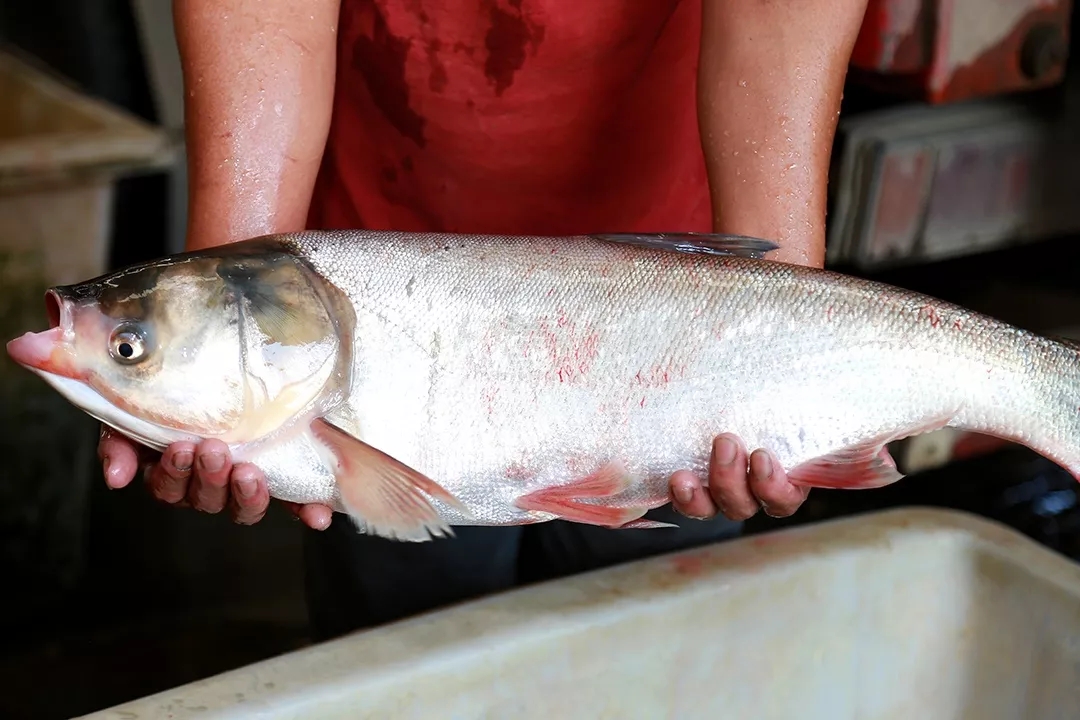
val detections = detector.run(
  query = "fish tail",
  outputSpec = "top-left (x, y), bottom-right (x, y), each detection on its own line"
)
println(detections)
top-left (955, 333), bottom-right (1080, 482)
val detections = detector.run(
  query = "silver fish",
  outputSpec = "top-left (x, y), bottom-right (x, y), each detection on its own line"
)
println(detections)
top-left (7, 230), bottom-right (1080, 541)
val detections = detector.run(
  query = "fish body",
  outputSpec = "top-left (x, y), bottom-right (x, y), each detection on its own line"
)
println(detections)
top-left (8, 230), bottom-right (1080, 541)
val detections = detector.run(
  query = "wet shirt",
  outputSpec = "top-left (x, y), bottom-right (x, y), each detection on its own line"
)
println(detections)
top-left (307, 0), bottom-right (712, 235)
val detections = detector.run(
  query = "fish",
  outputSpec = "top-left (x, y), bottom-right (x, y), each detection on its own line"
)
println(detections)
top-left (7, 230), bottom-right (1080, 541)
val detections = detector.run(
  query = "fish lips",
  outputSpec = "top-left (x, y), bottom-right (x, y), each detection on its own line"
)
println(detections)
top-left (6, 288), bottom-right (84, 381)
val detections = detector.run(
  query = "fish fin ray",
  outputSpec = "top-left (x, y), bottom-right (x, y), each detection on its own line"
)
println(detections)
top-left (311, 418), bottom-right (470, 541)
top-left (514, 461), bottom-right (648, 527)
top-left (788, 414), bottom-right (953, 490)
top-left (592, 232), bottom-right (779, 259)
top-left (615, 518), bottom-right (680, 530)
top-left (788, 445), bottom-right (904, 490)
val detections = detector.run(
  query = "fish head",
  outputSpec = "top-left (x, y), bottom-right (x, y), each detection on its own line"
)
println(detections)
top-left (6, 242), bottom-right (354, 451)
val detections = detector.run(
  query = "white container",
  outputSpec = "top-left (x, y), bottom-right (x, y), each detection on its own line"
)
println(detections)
top-left (80, 508), bottom-right (1080, 719)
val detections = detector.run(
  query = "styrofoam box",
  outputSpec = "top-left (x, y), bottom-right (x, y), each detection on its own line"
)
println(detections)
top-left (82, 508), bottom-right (1080, 719)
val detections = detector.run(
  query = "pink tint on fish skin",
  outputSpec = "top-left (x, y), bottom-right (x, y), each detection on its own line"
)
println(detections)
top-left (536, 312), bottom-right (600, 384)
top-left (503, 463), bottom-right (535, 482)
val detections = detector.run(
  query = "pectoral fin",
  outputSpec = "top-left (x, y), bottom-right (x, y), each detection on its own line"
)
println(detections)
top-left (311, 418), bottom-right (469, 542)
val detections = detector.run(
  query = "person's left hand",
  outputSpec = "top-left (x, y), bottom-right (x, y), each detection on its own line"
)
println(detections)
top-left (669, 433), bottom-right (809, 521)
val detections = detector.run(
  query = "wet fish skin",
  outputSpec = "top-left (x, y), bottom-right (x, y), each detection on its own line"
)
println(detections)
top-left (7, 230), bottom-right (1080, 542)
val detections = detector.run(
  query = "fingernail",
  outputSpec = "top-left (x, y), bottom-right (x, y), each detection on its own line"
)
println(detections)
top-left (200, 452), bottom-right (225, 473)
top-left (103, 456), bottom-right (113, 484)
top-left (715, 438), bottom-right (736, 465)
top-left (750, 452), bottom-right (773, 480)
top-left (236, 475), bottom-right (256, 499)
top-left (673, 482), bottom-right (694, 505)
top-left (173, 451), bottom-right (193, 472)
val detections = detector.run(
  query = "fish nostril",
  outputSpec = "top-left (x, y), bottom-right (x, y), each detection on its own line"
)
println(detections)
top-left (45, 290), bottom-right (61, 329)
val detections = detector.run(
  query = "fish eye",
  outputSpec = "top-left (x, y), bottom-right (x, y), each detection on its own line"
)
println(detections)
top-left (109, 323), bottom-right (150, 365)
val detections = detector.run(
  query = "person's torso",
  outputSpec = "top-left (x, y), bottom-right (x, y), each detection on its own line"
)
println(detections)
top-left (307, 0), bottom-right (710, 235)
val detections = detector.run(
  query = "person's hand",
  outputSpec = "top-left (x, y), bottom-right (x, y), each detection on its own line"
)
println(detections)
top-left (669, 433), bottom-right (810, 521)
top-left (96, 425), bottom-right (334, 530)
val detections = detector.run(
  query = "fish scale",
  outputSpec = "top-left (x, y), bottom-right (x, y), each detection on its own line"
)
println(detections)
top-left (8, 229), bottom-right (1080, 541)
top-left (275, 231), bottom-right (1080, 516)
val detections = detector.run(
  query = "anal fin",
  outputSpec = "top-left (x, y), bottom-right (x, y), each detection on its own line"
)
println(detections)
top-left (788, 445), bottom-right (903, 490)
top-left (311, 418), bottom-right (470, 542)
top-left (788, 415), bottom-right (953, 490)
top-left (514, 462), bottom-right (649, 528)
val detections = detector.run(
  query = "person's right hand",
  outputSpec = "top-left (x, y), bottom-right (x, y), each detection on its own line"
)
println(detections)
top-left (96, 426), bottom-right (333, 530)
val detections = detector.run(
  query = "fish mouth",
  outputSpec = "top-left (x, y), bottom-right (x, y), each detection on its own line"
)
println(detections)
top-left (6, 289), bottom-right (83, 380)
top-left (7, 289), bottom-right (193, 452)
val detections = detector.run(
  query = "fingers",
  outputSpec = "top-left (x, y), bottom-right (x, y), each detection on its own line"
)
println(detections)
top-left (97, 426), bottom-right (143, 489)
top-left (747, 449), bottom-right (809, 518)
top-left (146, 440), bottom-right (196, 504)
top-left (706, 434), bottom-right (758, 521)
top-left (669, 469), bottom-right (718, 519)
top-left (229, 462), bottom-right (271, 525)
top-left (282, 501), bottom-right (334, 531)
top-left (186, 439), bottom-right (232, 513)
top-left (671, 434), bottom-right (812, 523)
top-left (101, 426), bottom-right (322, 529)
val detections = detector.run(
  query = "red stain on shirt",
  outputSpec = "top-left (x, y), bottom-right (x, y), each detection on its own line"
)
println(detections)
top-left (349, 0), bottom-right (427, 148)
top-left (308, 0), bottom-right (710, 236)
top-left (484, 0), bottom-right (546, 96)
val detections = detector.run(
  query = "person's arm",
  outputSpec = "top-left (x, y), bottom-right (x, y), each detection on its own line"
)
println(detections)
top-left (670, 0), bottom-right (869, 521)
top-left (97, 0), bottom-right (341, 529)
top-left (699, 0), bottom-right (866, 267)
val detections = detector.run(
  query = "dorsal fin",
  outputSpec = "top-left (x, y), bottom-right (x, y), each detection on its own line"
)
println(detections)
top-left (591, 232), bottom-right (779, 259)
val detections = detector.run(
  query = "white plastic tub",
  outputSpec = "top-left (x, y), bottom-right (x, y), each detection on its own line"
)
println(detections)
top-left (81, 508), bottom-right (1080, 719)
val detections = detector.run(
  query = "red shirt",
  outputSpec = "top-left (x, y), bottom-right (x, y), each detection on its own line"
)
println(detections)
top-left (307, 0), bottom-right (710, 236)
